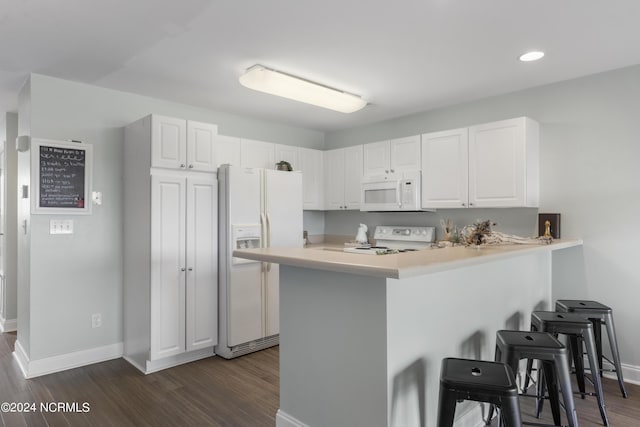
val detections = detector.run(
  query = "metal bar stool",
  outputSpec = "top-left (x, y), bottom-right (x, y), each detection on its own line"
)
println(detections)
top-left (437, 358), bottom-right (521, 427)
top-left (530, 311), bottom-right (609, 426)
top-left (556, 299), bottom-right (628, 398)
top-left (487, 330), bottom-right (578, 427)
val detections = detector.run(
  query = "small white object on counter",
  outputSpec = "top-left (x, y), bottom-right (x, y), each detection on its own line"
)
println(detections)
top-left (355, 223), bottom-right (368, 244)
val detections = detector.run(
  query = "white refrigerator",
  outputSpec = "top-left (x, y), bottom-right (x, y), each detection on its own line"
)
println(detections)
top-left (216, 164), bottom-right (303, 358)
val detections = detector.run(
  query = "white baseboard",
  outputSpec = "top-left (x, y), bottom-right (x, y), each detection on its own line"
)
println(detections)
top-left (276, 405), bottom-right (487, 427)
top-left (603, 361), bottom-right (640, 386)
top-left (276, 409), bottom-right (310, 427)
top-left (13, 339), bottom-right (123, 378)
top-left (123, 347), bottom-right (214, 375)
top-left (0, 316), bottom-right (17, 332)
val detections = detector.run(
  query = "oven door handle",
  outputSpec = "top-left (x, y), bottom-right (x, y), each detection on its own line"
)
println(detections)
top-left (396, 181), bottom-right (402, 208)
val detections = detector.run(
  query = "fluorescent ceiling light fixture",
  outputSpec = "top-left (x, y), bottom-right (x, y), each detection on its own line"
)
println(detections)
top-left (239, 65), bottom-right (367, 113)
top-left (519, 51), bottom-right (545, 62)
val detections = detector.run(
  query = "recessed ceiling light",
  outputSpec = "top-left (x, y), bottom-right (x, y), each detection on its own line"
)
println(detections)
top-left (519, 51), bottom-right (545, 62)
top-left (239, 65), bottom-right (367, 113)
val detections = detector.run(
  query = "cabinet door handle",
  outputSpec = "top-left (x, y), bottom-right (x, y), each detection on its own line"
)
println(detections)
top-left (188, 164), bottom-right (194, 169)
top-left (180, 267), bottom-right (186, 272)
top-left (385, 170), bottom-right (389, 174)
top-left (390, 169), bottom-right (395, 173)
top-left (187, 267), bottom-right (193, 271)
top-left (469, 203), bottom-right (474, 207)
top-left (461, 203), bottom-right (466, 207)
top-left (180, 164), bottom-right (186, 168)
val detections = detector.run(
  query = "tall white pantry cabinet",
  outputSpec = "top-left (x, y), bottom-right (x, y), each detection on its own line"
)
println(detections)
top-left (123, 114), bottom-right (218, 374)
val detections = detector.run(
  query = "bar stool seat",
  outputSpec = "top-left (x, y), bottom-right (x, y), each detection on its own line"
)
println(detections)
top-left (437, 357), bottom-right (521, 427)
top-left (488, 330), bottom-right (578, 427)
top-left (556, 299), bottom-right (628, 398)
top-left (531, 311), bottom-right (609, 426)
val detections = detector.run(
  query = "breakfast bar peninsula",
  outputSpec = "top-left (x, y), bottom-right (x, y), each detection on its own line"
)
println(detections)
top-left (234, 239), bottom-right (582, 427)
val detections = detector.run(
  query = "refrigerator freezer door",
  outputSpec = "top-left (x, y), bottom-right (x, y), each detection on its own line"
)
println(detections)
top-left (225, 167), bottom-right (264, 347)
top-left (228, 261), bottom-right (264, 346)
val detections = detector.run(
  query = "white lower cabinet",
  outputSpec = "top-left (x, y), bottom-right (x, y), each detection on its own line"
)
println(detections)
top-left (128, 172), bottom-right (217, 369)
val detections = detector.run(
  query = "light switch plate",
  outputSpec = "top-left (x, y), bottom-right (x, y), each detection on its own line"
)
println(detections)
top-left (92, 191), bottom-right (103, 205)
top-left (50, 219), bottom-right (74, 234)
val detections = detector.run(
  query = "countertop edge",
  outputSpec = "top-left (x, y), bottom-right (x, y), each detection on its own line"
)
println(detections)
top-left (234, 239), bottom-right (583, 279)
top-left (396, 239), bottom-right (582, 279)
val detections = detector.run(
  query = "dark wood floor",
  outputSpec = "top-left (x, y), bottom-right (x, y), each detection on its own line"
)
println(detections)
top-left (0, 331), bottom-right (637, 426)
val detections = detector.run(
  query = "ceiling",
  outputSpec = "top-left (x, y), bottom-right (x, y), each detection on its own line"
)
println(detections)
top-left (2, 0), bottom-right (640, 132)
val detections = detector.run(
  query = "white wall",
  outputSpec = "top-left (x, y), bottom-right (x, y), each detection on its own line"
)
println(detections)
top-left (2, 112), bottom-right (19, 328)
top-left (17, 78), bottom-right (32, 356)
top-left (326, 64), bottom-right (640, 374)
top-left (19, 74), bottom-right (324, 362)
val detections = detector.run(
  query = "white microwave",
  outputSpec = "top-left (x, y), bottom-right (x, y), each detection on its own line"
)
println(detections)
top-left (360, 170), bottom-right (428, 211)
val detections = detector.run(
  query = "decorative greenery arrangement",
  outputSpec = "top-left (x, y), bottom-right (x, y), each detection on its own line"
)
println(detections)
top-left (464, 220), bottom-right (497, 246)
top-left (461, 219), bottom-right (553, 246)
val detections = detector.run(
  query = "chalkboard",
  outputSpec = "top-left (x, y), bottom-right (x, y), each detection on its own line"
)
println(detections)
top-left (32, 139), bottom-right (93, 214)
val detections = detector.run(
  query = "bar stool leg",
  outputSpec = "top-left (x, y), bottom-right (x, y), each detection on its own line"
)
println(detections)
top-left (569, 336), bottom-right (587, 398)
top-left (554, 352), bottom-right (580, 427)
top-left (542, 361), bottom-right (562, 426)
top-left (604, 312), bottom-right (629, 398)
top-left (523, 359), bottom-right (535, 393)
top-left (593, 319), bottom-right (604, 375)
top-left (500, 394), bottom-right (523, 427)
top-left (485, 345), bottom-right (503, 425)
top-left (584, 331), bottom-right (609, 426)
top-left (535, 364), bottom-right (545, 418)
top-left (436, 386), bottom-right (457, 427)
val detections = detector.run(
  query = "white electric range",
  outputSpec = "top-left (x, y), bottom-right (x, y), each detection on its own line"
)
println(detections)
top-left (343, 225), bottom-right (436, 255)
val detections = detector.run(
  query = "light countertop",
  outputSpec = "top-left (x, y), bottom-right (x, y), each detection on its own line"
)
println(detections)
top-left (233, 239), bottom-right (582, 279)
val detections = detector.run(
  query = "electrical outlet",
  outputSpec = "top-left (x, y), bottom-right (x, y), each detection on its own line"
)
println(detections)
top-left (91, 313), bottom-right (102, 328)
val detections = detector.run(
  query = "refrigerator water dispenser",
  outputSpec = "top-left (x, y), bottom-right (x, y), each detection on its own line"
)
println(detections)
top-left (232, 224), bottom-right (262, 264)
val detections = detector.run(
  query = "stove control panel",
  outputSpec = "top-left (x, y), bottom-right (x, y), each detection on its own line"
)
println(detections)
top-left (373, 226), bottom-right (435, 243)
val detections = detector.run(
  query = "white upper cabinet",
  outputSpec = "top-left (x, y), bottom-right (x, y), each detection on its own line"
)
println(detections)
top-left (151, 115), bottom-right (187, 170)
top-left (298, 147), bottom-right (324, 210)
top-left (241, 138), bottom-right (275, 169)
top-left (213, 135), bottom-right (241, 167)
top-left (468, 117), bottom-right (539, 208)
top-left (420, 117), bottom-right (539, 209)
top-left (324, 145), bottom-right (363, 210)
top-left (363, 141), bottom-right (390, 176)
top-left (187, 121), bottom-right (218, 172)
top-left (151, 115), bottom-right (218, 171)
top-left (363, 136), bottom-right (421, 176)
top-left (390, 136), bottom-right (422, 172)
top-left (323, 149), bottom-right (346, 210)
top-left (275, 144), bottom-right (299, 170)
top-left (421, 128), bottom-right (469, 209)
top-left (343, 145), bottom-right (363, 208)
